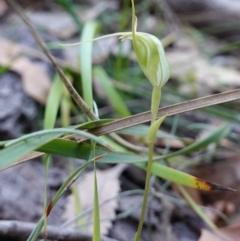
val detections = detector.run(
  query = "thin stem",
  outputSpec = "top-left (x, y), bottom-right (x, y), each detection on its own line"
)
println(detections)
top-left (135, 87), bottom-right (161, 241)
top-left (151, 86), bottom-right (161, 122)
top-left (60, 32), bottom-right (131, 46)
top-left (134, 141), bottom-right (155, 241)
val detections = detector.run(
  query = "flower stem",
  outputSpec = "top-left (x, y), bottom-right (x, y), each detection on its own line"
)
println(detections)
top-left (134, 86), bottom-right (161, 241)
top-left (151, 86), bottom-right (161, 122)
top-left (134, 141), bottom-right (154, 241)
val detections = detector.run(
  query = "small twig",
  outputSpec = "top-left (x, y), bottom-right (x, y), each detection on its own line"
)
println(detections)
top-left (0, 220), bottom-right (118, 241)
top-left (7, 0), bottom-right (97, 121)
top-left (73, 88), bottom-right (240, 141)
top-left (16, 88), bottom-right (240, 164)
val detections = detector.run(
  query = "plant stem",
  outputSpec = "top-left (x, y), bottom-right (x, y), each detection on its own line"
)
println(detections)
top-left (134, 141), bottom-right (154, 241)
top-left (135, 86), bottom-right (161, 241)
top-left (151, 86), bottom-right (161, 122)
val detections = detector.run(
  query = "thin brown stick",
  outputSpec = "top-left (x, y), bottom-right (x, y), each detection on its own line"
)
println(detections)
top-left (73, 88), bottom-right (240, 141)
top-left (7, 0), bottom-right (97, 121)
top-left (0, 220), bottom-right (118, 241)
top-left (17, 88), bottom-right (240, 164)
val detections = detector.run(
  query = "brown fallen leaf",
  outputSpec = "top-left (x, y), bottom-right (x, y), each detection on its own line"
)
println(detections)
top-left (0, 38), bottom-right (51, 104)
top-left (28, 1), bottom-right (117, 39)
top-left (199, 224), bottom-right (240, 241)
top-left (0, 0), bottom-right (7, 17)
top-left (191, 155), bottom-right (240, 205)
top-left (205, 200), bottom-right (236, 226)
top-left (166, 35), bottom-right (240, 96)
top-left (156, 138), bottom-right (192, 149)
top-left (62, 164), bottom-right (127, 235)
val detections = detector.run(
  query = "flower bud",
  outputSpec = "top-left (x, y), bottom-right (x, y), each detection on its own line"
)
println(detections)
top-left (121, 32), bottom-right (170, 88)
top-left (135, 33), bottom-right (170, 88)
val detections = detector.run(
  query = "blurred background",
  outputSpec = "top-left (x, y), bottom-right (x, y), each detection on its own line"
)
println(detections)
top-left (1, 0), bottom-right (240, 240)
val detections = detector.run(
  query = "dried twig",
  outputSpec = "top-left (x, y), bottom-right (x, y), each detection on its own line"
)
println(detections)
top-left (73, 88), bottom-right (240, 141)
top-left (17, 88), bottom-right (240, 164)
top-left (0, 220), bottom-right (118, 241)
top-left (7, 0), bottom-right (97, 121)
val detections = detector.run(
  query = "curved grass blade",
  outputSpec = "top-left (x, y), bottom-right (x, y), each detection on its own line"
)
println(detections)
top-left (137, 162), bottom-right (236, 191)
top-left (117, 124), bottom-right (177, 139)
top-left (43, 75), bottom-right (63, 129)
top-left (177, 184), bottom-right (217, 230)
top-left (9, 130), bottom-right (234, 192)
top-left (93, 161), bottom-right (101, 241)
top-left (37, 140), bottom-right (144, 163)
top-left (56, 0), bottom-right (82, 29)
top-left (27, 159), bottom-right (94, 241)
top-left (0, 128), bottom-right (109, 170)
top-left (160, 123), bottom-right (231, 160)
top-left (43, 74), bottom-right (64, 234)
top-left (80, 21), bottom-right (98, 111)
top-left (37, 140), bottom-right (236, 191)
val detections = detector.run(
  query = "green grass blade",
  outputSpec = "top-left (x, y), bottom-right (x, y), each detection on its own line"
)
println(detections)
top-left (56, 122), bottom-right (230, 160)
top-left (38, 140), bottom-right (143, 162)
top-left (161, 123), bottom-right (231, 160)
top-left (0, 128), bottom-right (109, 170)
top-left (177, 184), bottom-right (217, 229)
top-left (43, 74), bottom-right (63, 234)
top-left (56, 0), bottom-right (82, 29)
top-left (80, 21), bottom-right (98, 111)
top-left (27, 217), bottom-right (44, 241)
top-left (37, 140), bottom-right (235, 191)
top-left (43, 154), bottom-right (50, 235)
top-left (36, 122), bottom-right (229, 165)
top-left (43, 75), bottom-right (63, 129)
top-left (93, 161), bottom-right (101, 241)
top-left (93, 66), bottom-right (131, 117)
top-left (137, 162), bottom-right (234, 191)
top-left (27, 160), bottom-right (94, 241)
top-left (117, 124), bottom-right (177, 139)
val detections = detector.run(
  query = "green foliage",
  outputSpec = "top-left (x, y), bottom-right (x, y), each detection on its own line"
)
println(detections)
top-left (0, 128), bottom-right (108, 170)
top-left (3, 0), bottom-right (238, 240)
top-left (93, 67), bottom-right (131, 117)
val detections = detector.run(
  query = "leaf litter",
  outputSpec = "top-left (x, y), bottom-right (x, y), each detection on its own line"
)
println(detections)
top-left (166, 35), bottom-right (240, 96)
top-left (62, 164), bottom-right (127, 235)
top-left (199, 224), bottom-right (240, 241)
top-left (0, 38), bottom-right (51, 104)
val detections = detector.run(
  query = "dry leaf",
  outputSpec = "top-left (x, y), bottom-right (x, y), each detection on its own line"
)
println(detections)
top-left (62, 164), bottom-right (127, 235)
top-left (199, 224), bottom-right (240, 241)
top-left (77, 1), bottom-right (118, 23)
top-left (166, 36), bottom-right (240, 96)
top-left (0, 0), bottom-right (7, 17)
top-left (12, 58), bottom-right (51, 104)
top-left (191, 155), bottom-right (240, 206)
top-left (205, 200), bottom-right (235, 224)
top-left (28, 1), bottom-right (117, 39)
top-left (156, 138), bottom-right (192, 149)
top-left (29, 12), bottom-right (77, 39)
top-left (0, 38), bottom-right (51, 104)
top-left (183, 186), bottom-right (203, 205)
